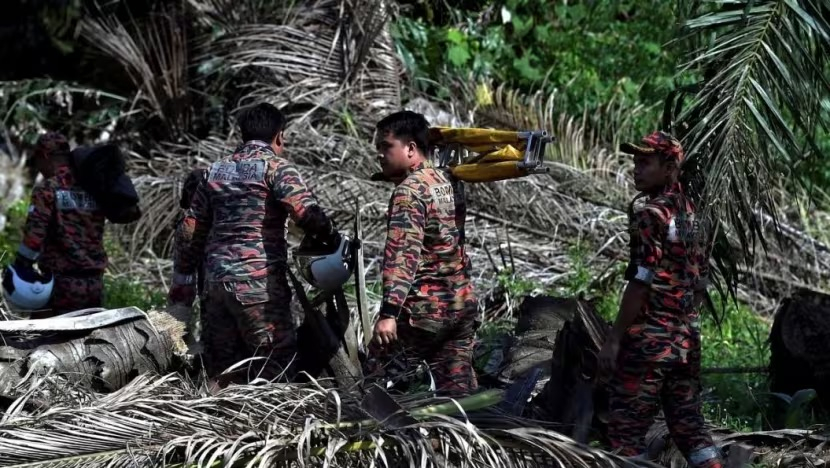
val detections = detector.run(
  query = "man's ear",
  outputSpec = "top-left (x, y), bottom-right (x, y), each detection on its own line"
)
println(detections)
top-left (274, 131), bottom-right (284, 147)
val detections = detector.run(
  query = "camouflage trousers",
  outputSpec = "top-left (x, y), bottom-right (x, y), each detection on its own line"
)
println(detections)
top-left (368, 311), bottom-right (478, 397)
top-left (607, 353), bottom-right (722, 468)
top-left (49, 273), bottom-right (104, 316)
top-left (200, 278), bottom-right (297, 383)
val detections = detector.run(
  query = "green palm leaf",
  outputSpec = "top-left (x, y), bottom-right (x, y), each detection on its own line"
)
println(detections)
top-left (676, 0), bottom-right (830, 277)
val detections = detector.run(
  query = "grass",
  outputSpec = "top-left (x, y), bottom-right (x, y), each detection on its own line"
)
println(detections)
top-left (699, 295), bottom-right (771, 431)
top-left (103, 274), bottom-right (166, 311)
top-left (0, 198), bottom-right (30, 267)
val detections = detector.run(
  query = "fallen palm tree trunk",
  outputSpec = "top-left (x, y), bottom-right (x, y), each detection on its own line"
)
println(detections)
top-left (0, 307), bottom-right (177, 398)
top-left (517, 296), bottom-right (609, 444)
top-left (472, 294), bottom-right (611, 443)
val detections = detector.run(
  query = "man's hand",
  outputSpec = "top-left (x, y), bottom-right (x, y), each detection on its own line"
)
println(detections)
top-left (597, 335), bottom-right (621, 382)
top-left (168, 283), bottom-right (196, 306)
top-left (374, 317), bottom-right (398, 345)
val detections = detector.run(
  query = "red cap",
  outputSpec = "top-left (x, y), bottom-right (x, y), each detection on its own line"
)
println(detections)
top-left (621, 131), bottom-right (684, 164)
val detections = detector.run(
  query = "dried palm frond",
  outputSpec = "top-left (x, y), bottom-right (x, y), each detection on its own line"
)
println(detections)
top-left (79, 2), bottom-right (191, 138)
top-left (192, 0), bottom-right (400, 134)
top-left (0, 373), bottom-right (660, 468)
top-left (465, 82), bottom-right (638, 183)
top-left (648, 421), bottom-right (830, 468)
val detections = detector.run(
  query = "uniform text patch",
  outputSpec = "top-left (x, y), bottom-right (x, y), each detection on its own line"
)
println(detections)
top-left (208, 160), bottom-right (266, 183)
top-left (56, 190), bottom-right (99, 211)
top-left (430, 183), bottom-right (454, 207)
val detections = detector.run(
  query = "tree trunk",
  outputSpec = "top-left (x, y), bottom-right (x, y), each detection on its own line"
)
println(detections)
top-left (0, 308), bottom-right (177, 399)
top-left (492, 295), bottom-right (611, 443)
top-left (768, 287), bottom-right (830, 426)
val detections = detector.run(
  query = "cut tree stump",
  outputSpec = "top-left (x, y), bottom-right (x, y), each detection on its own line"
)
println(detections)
top-left (495, 295), bottom-right (610, 443)
top-left (769, 287), bottom-right (830, 425)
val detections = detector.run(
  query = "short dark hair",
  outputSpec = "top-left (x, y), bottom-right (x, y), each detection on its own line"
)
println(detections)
top-left (237, 103), bottom-right (286, 143)
top-left (376, 110), bottom-right (429, 155)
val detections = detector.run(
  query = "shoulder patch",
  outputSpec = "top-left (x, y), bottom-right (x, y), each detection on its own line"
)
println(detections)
top-left (668, 211), bottom-right (699, 243)
top-left (430, 183), bottom-right (454, 208)
top-left (208, 160), bottom-right (266, 183)
top-left (56, 189), bottom-right (99, 211)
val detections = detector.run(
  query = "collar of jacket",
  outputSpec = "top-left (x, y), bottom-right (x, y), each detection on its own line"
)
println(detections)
top-left (641, 181), bottom-right (683, 200)
top-left (240, 140), bottom-right (276, 155)
top-left (407, 159), bottom-right (433, 174)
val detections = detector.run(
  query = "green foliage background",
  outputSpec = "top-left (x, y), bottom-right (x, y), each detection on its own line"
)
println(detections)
top-left (394, 1), bottom-right (681, 134)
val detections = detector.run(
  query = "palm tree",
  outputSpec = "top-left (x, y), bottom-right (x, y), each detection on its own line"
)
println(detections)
top-left (671, 0), bottom-right (830, 299)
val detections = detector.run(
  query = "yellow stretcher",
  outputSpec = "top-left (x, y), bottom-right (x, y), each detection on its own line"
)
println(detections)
top-left (427, 127), bottom-right (553, 183)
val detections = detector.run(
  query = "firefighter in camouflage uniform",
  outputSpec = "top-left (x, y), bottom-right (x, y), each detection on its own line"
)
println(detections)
top-left (371, 110), bottom-right (478, 397)
top-left (13, 132), bottom-right (108, 317)
top-left (167, 168), bottom-right (208, 341)
top-left (170, 103), bottom-right (338, 386)
top-left (598, 131), bottom-right (723, 468)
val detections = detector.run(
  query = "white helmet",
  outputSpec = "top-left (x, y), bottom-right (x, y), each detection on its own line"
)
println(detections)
top-left (2, 265), bottom-right (54, 311)
top-left (293, 235), bottom-right (354, 292)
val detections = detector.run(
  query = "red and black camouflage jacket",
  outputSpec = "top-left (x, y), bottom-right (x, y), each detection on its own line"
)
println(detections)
top-left (623, 182), bottom-right (710, 363)
top-left (379, 160), bottom-right (476, 324)
top-left (18, 165), bottom-right (107, 275)
top-left (175, 141), bottom-right (335, 284)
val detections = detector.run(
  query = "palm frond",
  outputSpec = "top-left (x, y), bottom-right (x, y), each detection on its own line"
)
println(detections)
top-left (79, 3), bottom-right (191, 138)
top-left (192, 0), bottom-right (399, 135)
top-left (0, 373), bottom-right (660, 468)
top-left (677, 0), bottom-right (830, 265)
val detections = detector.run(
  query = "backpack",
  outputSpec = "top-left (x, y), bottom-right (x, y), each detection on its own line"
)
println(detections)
top-left (70, 144), bottom-right (141, 224)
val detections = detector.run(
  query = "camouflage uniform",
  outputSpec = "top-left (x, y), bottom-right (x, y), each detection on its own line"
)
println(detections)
top-left (166, 214), bottom-right (204, 337)
top-left (175, 140), bottom-right (335, 382)
top-left (17, 133), bottom-right (107, 315)
top-left (168, 169), bottom-right (208, 308)
top-left (608, 132), bottom-right (721, 468)
top-left (371, 160), bottom-right (478, 397)
top-left (170, 216), bottom-right (200, 300)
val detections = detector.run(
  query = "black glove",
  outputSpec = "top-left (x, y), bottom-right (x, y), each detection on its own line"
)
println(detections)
top-left (299, 230), bottom-right (341, 254)
top-left (324, 230), bottom-right (342, 250)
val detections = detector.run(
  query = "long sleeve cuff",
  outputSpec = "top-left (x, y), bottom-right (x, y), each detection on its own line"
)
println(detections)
top-left (17, 244), bottom-right (40, 261)
top-left (173, 272), bottom-right (196, 285)
top-left (632, 266), bottom-right (655, 285)
top-left (379, 302), bottom-right (401, 319)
